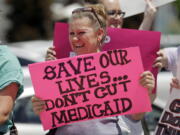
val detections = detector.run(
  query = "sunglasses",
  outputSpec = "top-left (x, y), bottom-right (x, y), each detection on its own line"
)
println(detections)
top-left (72, 7), bottom-right (103, 28)
top-left (107, 10), bottom-right (125, 17)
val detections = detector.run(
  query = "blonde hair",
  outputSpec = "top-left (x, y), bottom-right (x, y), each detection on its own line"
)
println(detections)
top-left (70, 4), bottom-right (107, 43)
top-left (86, 4), bottom-right (107, 29)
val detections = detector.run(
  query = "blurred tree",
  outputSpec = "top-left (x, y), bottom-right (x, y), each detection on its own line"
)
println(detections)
top-left (6, 0), bottom-right (53, 42)
top-left (174, 0), bottom-right (180, 18)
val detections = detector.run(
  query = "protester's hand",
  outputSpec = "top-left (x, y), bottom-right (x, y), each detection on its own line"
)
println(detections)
top-left (144, 0), bottom-right (157, 19)
top-left (31, 96), bottom-right (45, 116)
top-left (153, 50), bottom-right (168, 69)
top-left (139, 71), bottom-right (155, 95)
top-left (170, 77), bottom-right (180, 89)
top-left (131, 71), bottom-right (155, 121)
top-left (45, 46), bottom-right (57, 61)
top-left (139, 0), bottom-right (157, 30)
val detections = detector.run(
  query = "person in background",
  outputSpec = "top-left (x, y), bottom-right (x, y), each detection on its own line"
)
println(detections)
top-left (0, 44), bottom-right (24, 134)
top-left (84, 0), bottom-right (157, 30)
top-left (33, 4), bottom-right (155, 135)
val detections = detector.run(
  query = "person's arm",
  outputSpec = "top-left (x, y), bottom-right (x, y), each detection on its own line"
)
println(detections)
top-left (0, 83), bottom-right (18, 124)
top-left (139, 0), bottom-right (157, 30)
top-left (130, 71), bottom-right (155, 120)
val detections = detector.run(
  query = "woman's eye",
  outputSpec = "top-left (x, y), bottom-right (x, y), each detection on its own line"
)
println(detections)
top-left (69, 32), bottom-right (74, 36)
top-left (78, 32), bottom-right (86, 35)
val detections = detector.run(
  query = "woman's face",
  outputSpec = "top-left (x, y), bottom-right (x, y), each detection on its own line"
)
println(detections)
top-left (69, 17), bottom-right (102, 55)
top-left (102, 0), bottom-right (124, 28)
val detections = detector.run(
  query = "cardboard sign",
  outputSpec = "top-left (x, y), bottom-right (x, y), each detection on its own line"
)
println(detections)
top-left (53, 22), bottom-right (160, 93)
top-left (154, 89), bottom-right (180, 134)
top-left (120, 0), bottom-right (176, 18)
top-left (29, 47), bottom-right (152, 130)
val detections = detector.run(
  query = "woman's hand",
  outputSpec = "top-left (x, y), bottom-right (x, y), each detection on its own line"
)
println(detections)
top-left (139, 71), bottom-right (155, 95)
top-left (153, 49), bottom-right (168, 70)
top-left (139, 0), bottom-right (157, 30)
top-left (31, 96), bottom-right (45, 115)
top-left (144, 0), bottom-right (157, 18)
top-left (45, 46), bottom-right (57, 61)
top-left (170, 77), bottom-right (180, 89)
top-left (130, 71), bottom-right (155, 121)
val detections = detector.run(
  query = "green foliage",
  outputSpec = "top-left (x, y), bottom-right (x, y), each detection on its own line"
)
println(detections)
top-left (174, 0), bottom-right (180, 18)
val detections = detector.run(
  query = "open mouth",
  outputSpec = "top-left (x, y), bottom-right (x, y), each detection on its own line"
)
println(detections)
top-left (110, 19), bottom-right (122, 26)
top-left (74, 44), bottom-right (85, 48)
top-left (110, 22), bottom-right (122, 28)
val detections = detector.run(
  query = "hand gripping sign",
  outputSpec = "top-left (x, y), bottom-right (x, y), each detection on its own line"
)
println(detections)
top-left (29, 47), bottom-right (152, 130)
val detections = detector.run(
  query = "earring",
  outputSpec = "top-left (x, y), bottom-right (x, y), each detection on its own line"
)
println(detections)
top-left (98, 38), bottom-right (101, 42)
top-left (97, 38), bottom-right (102, 50)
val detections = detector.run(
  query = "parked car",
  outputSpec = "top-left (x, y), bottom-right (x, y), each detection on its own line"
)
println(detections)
top-left (8, 40), bottom-right (52, 64)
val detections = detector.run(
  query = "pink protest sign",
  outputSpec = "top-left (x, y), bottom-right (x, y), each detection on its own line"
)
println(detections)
top-left (53, 22), bottom-right (161, 93)
top-left (29, 47), bottom-right (152, 130)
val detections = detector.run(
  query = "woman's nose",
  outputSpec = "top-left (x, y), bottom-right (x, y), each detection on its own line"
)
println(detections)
top-left (114, 14), bottom-right (121, 19)
top-left (72, 36), bottom-right (79, 42)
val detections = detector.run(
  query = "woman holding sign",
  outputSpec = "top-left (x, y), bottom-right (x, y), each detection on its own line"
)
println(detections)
top-left (32, 4), bottom-right (155, 135)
